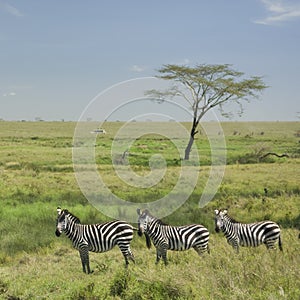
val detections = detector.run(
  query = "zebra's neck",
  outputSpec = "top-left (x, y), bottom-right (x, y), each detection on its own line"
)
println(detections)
top-left (221, 215), bottom-right (240, 233)
top-left (64, 216), bottom-right (80, 239)
top-left (147, 218), bottom-right (163, 234)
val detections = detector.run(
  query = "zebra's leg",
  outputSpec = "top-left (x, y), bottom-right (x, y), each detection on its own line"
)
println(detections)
top-left (207, 244), bottom-right (210, 254)
top-left (234, 244), bottom-right (239, 254)
top-left (265, 236), bottom-right (283, 251)
top-left (156, 246), bottom-right (168, 265)
top-left (162, 250), bottom-right (168, 266)
top-left (124, 251), bottom-right (135, 268)
top-left (79, 246), bottom-right (91, 274)
top-left (193, 245), bottom-right (209, 256)
top-left (158, 245), bottom-right (168, 266)
top-left (229, 238), bottom-right (239, 253)
top-left (278, 235), bottom-right (283, 251)
top-left (124, 257), bottom-right (129, 268)
top-left (155, 248), bottom-right (161, 264)
top-left (264, 239), bottom-right (277, 250)
top-left (127, 247), bottom-right (135, 263)
top-left (118, 244), bottom-right (135, 267)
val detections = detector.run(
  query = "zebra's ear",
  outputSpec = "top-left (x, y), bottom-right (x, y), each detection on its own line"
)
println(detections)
top-left (57, 207), bottom-right (62, 216)
top-left (223, 209), bottom-right (228, 215)
top-left (214, 209), bottom-right (219, 215)
top-left (137, 208), bottom-right (141, 216)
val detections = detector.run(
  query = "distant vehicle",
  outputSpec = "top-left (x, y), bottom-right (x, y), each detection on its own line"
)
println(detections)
top-left (91, 128), bottom-right (106, 134)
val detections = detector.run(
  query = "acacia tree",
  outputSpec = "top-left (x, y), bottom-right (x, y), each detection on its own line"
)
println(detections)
top-left (147, 64), bottom-right (268, 160)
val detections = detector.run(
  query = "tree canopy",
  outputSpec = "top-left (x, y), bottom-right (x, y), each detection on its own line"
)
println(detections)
top-left (147, 63), bottom-right (268, 159)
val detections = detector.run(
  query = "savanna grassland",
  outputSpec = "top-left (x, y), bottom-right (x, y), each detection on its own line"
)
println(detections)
top-left (0, 121), bottom-right (299, 300)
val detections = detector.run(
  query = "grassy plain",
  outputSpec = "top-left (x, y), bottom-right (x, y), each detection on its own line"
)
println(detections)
top-left (0, 121), bottom-right (299, 299)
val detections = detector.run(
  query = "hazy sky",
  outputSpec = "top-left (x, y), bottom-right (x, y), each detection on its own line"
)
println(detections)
top-left (1, 0), bottom-right (299, 121)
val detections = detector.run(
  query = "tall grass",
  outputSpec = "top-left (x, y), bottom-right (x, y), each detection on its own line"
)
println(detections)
top-left (0, 230), bottom-right (299, 299)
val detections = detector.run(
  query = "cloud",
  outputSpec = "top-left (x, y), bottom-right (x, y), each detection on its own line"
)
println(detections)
top-left (130, 65), bottom-right (146, 72)
top-left (3, 92), bottom-right (16, 97)
top-left (2, 85), bottom-right (32, 97)
top-left (0, 2), bottom-right (24, 17)
top-left (254, 0), bottom-right (300, 25)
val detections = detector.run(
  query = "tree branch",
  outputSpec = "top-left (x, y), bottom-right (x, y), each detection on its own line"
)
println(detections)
top-left (259, 152), bottom-right (289, 160)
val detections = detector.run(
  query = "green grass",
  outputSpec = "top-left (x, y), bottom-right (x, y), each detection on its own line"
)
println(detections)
top-left (0, 121), bottom-right (299, 299)
top-left (0, 230), bottom-right (299, 299)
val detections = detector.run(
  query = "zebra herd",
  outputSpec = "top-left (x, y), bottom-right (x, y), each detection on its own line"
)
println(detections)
top-left (55, 207), bottom-right (283, 273)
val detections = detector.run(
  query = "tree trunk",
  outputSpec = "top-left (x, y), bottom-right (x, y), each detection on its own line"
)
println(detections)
top-left (184, 135), bottom-right (194, 160)
top-left (184, 120), bottom-right (198, 160)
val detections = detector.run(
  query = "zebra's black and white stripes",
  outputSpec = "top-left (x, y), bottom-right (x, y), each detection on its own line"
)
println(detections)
top-left (55, 207), bottom-right (135, 273)
top-left (214, 209), bottom-right (283, 253)
top-left (137, 209), bottom-right (210, 265)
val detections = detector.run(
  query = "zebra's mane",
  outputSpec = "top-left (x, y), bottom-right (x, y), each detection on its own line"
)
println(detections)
top-left (225, 214), bottom-right (240, 224)
top-left (146, 211), bottom-right (168, 225)
top-left (155, 218), bottom-right (168, 225)
top-left (64, 210), bottom-right (81, 224)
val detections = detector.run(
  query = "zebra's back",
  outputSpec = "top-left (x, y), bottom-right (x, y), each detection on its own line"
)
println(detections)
top-left (82, 220), bottom-right (134, 253)
top-left (237, 221), bottom-right (281, 247)
top-left (164, 224), bottom-right (209, 251)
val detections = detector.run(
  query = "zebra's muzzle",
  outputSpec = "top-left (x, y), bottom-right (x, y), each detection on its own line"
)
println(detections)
top-left (55, 229), bottom-right (62, 237)
top-left (137, 223), bottom-right (144, 236)
top-left (215, 226), bottom-right (220, 233)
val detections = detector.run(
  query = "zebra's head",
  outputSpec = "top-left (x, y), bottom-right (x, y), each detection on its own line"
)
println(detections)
top-left (55, 207), bottom-right (69, 237)
top-left (137, 209), bottom-right (153, 235)
top-left (137, 209), bottom-right (152, 249)
top-left (214, 209), bottom-right (228, 233)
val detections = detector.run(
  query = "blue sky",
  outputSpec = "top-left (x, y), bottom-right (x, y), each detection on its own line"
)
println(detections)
top-left (0, 0), bottom-right (299, 121)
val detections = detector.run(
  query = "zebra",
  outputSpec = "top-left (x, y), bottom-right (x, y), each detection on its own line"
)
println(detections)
top-left (214, 209), bottom-right (283, 253)
top-left (55, 207), bottom-right (135, 273)
top-left (137, 209), bottom-right (210, 265)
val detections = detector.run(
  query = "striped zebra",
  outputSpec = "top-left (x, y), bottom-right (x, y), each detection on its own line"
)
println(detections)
top-left (137, 209), bottom-right (210, 265)
top-left (214, 209), bottom-right (283, 253)
top-left (55, 207), bottom-right (135, 273)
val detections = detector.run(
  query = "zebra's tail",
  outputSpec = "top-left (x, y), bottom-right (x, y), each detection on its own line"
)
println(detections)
top-left (278, 234), bottom-right (283, 251)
